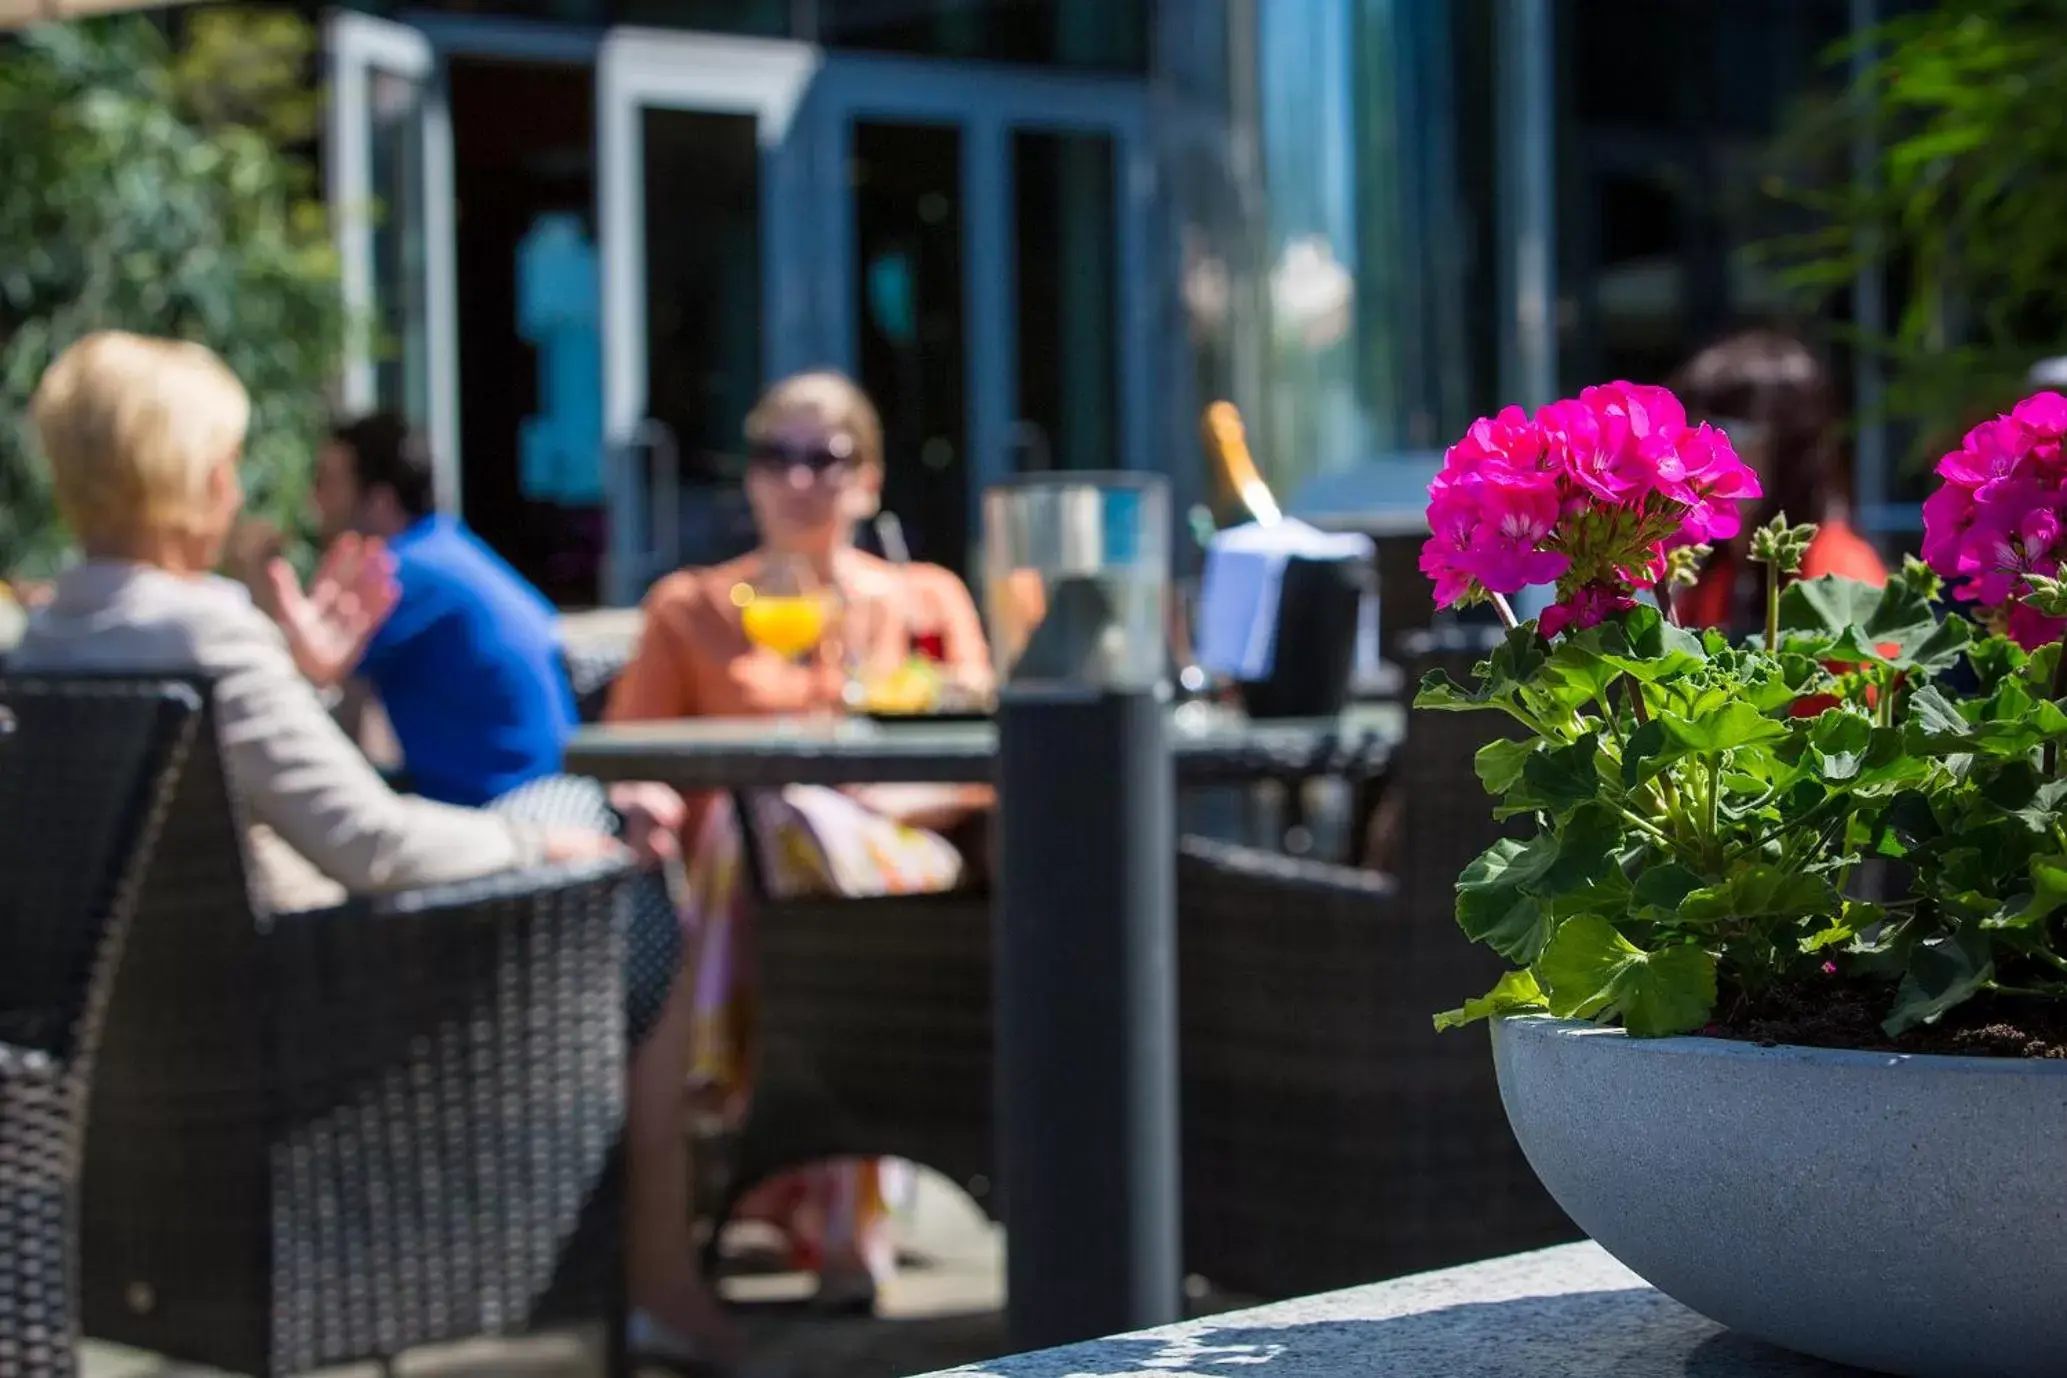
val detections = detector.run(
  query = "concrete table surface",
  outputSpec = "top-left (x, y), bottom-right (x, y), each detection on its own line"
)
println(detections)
top-left (928, 1242), bottom-right (1872, 1377)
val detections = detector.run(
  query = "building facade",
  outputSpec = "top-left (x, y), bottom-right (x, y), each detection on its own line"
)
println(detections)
top-left (323, 0), bottom-right (1895, 608)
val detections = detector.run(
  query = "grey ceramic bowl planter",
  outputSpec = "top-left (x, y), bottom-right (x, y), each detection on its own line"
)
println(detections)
top-left (1492, 1015), bottom-right (2067, 1378)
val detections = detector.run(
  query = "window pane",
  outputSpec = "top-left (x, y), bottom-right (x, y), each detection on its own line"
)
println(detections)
top-left (612, 0), bottom-right (788, 34)
top-left (852, 120), bottom-right (969, 573)
top-left (643, 108), bottom-right (764, 566)
top-left (819, 0), bottom-right (1147, 73)
top-left (1013, 129), bottom-right (1118, 472)
top-left (369, 67), bottom-right (430, 430)
top-left (1556, 0), bottom-right (1853, 391)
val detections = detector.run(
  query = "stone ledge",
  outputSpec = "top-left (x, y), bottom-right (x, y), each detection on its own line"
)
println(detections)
top-left (930, 1242), bottom-right (1866, 1378)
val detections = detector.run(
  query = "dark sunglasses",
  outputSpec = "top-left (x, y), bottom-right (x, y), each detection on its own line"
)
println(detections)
top-left (747, 433), bottom-right (857, 474)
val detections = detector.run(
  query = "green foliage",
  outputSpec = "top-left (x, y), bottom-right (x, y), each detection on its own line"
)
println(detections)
top-left (1772, 0), bottom-right (2067, 451)
top-left (0, 13), bottom-right (343, 574)
top-left (1425, 587), bottom-right (2067, 1041)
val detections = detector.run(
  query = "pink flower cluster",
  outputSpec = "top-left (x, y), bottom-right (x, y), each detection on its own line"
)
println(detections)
top-left (1922, 392), bottom-right (2067, 650)
top-left (1421, 383), bottom-right (1763, 637)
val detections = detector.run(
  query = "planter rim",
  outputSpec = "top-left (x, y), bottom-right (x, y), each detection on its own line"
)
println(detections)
top-left (1499, 1012), bottom-right (2067, 1076)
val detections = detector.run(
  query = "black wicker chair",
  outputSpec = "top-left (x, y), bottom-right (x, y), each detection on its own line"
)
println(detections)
top-left (716, 809), bottom-right (998, 1226)
top-left (67, 678), bottom-right (636, 1377)
top-left (710, 666), bottom-right (1573, 1300)
top-left (1176, 636), bottom-right (1571, 1299)
top-left (1176, 835), bottom-right (1575, 1301)
top-left (0, 678), bottom-right (199, 1378)
top-left (563, 640), bottom-right (634, 727)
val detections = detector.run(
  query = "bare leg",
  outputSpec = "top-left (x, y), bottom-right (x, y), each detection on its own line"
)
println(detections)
top-left (627, 962), bottom-right (742, 1361)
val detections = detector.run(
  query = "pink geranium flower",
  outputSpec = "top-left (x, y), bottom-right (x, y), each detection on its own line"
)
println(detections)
top-left (1539, 584), bottom-right (1640, 640)
top-left (1541, 397), bottom-right (1654, 504)
top-left (1921, 391), bottom-right (2067, 650)
top-left (2012, 390), bottom-right (2067, 439)
top-left (1469, 481), bottom-right (1572, 594)
top-left (1421, 380), bottom-right (1764, 634)
top-left (2007, 602), bottom-right (2067, 652)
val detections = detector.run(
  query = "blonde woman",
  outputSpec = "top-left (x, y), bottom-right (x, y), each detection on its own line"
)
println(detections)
top-left (10, 331), bottom-right (737, 1365)
top-left (607, 370), bottom-right (993, 1311)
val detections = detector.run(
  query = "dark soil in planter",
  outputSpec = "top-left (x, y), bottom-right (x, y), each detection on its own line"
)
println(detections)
top-left (1707, 979), bottom-right (2067, 1059)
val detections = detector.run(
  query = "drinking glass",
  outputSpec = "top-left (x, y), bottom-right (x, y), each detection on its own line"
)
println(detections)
top-left (735, 555), bottom-right (834, 729)
top-left (738, 555), bottom-right (830, 665)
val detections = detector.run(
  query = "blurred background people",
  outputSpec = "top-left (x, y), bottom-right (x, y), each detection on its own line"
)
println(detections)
top-left (1669, 329), bottom-right (1888, 636)
top-left (293, 412), bottom-right (576, 807)
top-left (10, 331), bottom-right (731, 1362)
top-left (606, 370), bottom-right (992, 1312)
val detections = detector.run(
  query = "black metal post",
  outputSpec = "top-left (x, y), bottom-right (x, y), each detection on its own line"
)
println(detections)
top-left (995, 688), bottom-right (1180, 1353)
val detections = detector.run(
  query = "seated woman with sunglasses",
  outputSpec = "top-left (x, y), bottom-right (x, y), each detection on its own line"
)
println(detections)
top-left (606, 371), bottom-right (993, 1321)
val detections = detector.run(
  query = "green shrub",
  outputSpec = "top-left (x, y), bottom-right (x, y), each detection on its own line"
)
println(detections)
top-left (0, 12), bottom-right (344, 575)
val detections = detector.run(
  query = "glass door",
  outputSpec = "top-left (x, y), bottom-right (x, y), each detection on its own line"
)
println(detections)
top-left (797, 56), bottom-right (1153, 578)
top-left (324, 11), bottom-right (460, 510)
top-left (595, 29), bottom-right (821, 606)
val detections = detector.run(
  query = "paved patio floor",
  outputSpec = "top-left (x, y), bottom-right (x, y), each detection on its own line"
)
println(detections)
top-left (81, 1168), bottom-right (1012, 1378)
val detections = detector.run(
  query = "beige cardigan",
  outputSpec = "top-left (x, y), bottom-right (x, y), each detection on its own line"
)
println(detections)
top-left (12, 561), bottom-right (544, 910)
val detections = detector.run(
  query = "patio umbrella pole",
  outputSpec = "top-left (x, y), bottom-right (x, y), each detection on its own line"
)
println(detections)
top-left (996, 687), bottom-right (1181, 1352)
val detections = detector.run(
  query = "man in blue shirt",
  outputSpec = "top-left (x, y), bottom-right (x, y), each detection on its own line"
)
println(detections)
top-left (294, 414), bottom-right (576, 807)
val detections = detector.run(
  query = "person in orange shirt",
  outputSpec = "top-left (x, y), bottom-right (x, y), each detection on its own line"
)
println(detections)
top-left (1669, 330), bottom-right (1887, 634)
top-left (606, 372), bottom-right (993, 1327)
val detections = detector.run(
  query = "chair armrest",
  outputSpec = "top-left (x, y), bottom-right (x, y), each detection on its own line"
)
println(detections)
top-left (262, 860), bottom-right (637, 1107)
top-left (358, 857), bottom-right (637, 917)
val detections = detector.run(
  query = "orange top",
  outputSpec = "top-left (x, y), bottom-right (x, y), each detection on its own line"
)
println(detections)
top-left (1678, 518), bottom-right (1888, 632)
top-left (606, 549), bottom-right (990, 723)
top-left (604, 549), bottom-right (994, 837)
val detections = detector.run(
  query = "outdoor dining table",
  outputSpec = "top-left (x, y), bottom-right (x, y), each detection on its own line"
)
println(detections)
top-left (564, 701), bottom-right (1400, 1345)
top-left (562, 700), bottom-right (1401, 790)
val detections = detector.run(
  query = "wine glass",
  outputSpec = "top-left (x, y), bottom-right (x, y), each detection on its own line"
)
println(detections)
top-left (735, 555), bottom-right (833, 728)
top-left (738, 555), bottom-right (830, 664)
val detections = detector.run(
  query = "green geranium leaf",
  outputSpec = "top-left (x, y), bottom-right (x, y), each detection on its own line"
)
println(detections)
top-left (1633, 863), bottom-right (1704, 916)
top-left (2011, 853), bottom-right (2067, 928)
top-left (1509, 734), bottom-right (1601, 819)
top-left (1432, 969), bottom-right (1548, 1032)
top-left (1906, 683), bottom-right (1970, 742)
top-left (1809, 709), bottom-right (1873, 782)
top-left (1886, 927), bottom-right (1993, 1035)
top-left (1537, 643), bottom-right (1624, 711)
top-left (1537, 914), bottom-right (1717, 1036)
top-left (1537, 915), bottom-right (1640, 1020)
top-left (1552, 866), bottom-right (1636, 920)
top-left (1481, 625), bottom-right (1550, 690)
top-left (1455, 835), bottom-right (1559, 962)
top-left (1586, 604), bottom-right (1708, 684)
top-left (1620, 945), bottom-right (1720, 1037)
top-left (2006, 779), bottom-right (2067, 835)
top-left (1775, 574), bottom-right (1971, 672)
top-left (1474, 737), bottom-right (1534, 796)
top-left (1659, 701), bottom-right (1792, 755)
top-left (1800, 920), bottom-right (1854, 953)
top-left (1621, 718), bottom-right (1671, 790)
top-left (1415, 669), bottom-right (1489, 712)
top-left (1897, 615), bottom-right (1972, 675)
top-left (1679, 865), bottom-right (1839, 929)
top-left (1779, 573), bottom-right (1937, 652)
top-left (1538, 803), bottom-right (1625, 896)
top-left (1966, 636), bottom-right (2029, 693)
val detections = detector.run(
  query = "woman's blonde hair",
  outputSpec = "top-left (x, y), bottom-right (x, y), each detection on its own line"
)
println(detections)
top-left (31, 330), bottom-right (251, 545)
top-left (744, 370), bottom-right (884, 470)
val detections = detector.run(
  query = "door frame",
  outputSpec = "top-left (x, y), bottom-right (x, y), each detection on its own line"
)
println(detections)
top-left (798, 54), bottom-right (1155, 547)
top-left (325, 9), bottom-right (462, 512)
top-left (594, 28), bottom-right (823, 606)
